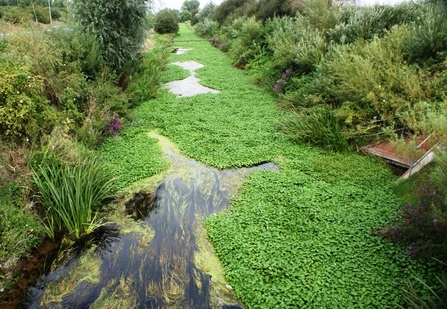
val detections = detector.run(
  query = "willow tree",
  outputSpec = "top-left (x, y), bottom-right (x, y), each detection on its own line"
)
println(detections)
top-left (71, 0), bottom-right (150, 72)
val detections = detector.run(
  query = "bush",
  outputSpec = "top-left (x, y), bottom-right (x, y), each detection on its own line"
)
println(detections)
top-left (254, 0), bottom-right (292, 21)
top-left (1, 31), bottom-right (88, 115)
top-left (268, 15), bottom-right (326, 74)
top-left (402, 2), bottom-right (447, 65)
top-left (317, 26), bottom-right (431, 135)
top-left (197, 2), bottom-right (216, 23)
top-left (153, 9), bottom-right (179, 35)
top-left (33, 6), bottom-right (50, 24)
top-left (2, 6), bottom-right (31, 24)
top-left (228, 16), bottom-right (264, 67)
top-left (0, 177), bottom-right (44, 281)
top-left (1, 29), bottom-right (131, 147)
top-left (382, 151), bottom-right (447, 262)
top-left (126, 37), bottom-right (170, 106)
top-left (32, 157), bottom-right (116, 240)
top-left (49, 28), bottom-right (105, 80)
top-left (0, 59), bottom-right (56, 141)
top-left (213, 0), bottom-right (252, 25)
top-left (71, 0), bottom-right (149, 72)
top-left (327, 2), bottom-right (424, 45)
top-left (278, 105), bottom-right (348, 152)
top-left (50, 7), bottom-right (62, 20)
top-left (194, 18), bottom-right (219, 39)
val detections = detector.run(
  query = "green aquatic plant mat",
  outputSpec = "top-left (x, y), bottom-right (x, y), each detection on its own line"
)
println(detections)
top-left (132, 24), bottom-right (284, 169)
top-left (95, 24), bottom-right (441, 308)
top-left (206, 149), bottom-right (438, 308)
top-left (99, 127), bottom-right (168, 190)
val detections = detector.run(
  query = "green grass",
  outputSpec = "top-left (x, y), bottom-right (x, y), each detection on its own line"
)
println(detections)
top-left (95, 24), bottom-right (441, 307)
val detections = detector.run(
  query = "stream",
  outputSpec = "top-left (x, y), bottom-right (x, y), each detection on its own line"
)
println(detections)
top-left (21, 131), bottom-right (277, 309)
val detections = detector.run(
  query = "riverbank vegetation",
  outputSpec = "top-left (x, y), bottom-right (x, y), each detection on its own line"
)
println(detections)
top-left (0, 0), bottom-right (170, 293)
top-left (191, 0), bottom-right (447, 307)
top-left (196, 0), bottom-right (447, 149)
top-left (1, 0), bottom-right (446, 307)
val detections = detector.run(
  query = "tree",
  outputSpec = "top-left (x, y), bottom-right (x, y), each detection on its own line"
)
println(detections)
top-left (198, 2), bottom-right (216, 22)
top-left (153, 9), bottom-right (179, 34)
top-left (180, 9), bottom-right (192, 22)
top-left (181, 0), bottom-right (200, 16)
top-left (71, 0), bottom-right (150, 72)
top-left (213, 0), bottom-right (251, 25)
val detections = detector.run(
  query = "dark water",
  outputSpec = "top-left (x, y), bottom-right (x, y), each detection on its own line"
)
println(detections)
top-left (22, 133), bottom-right (278, 308)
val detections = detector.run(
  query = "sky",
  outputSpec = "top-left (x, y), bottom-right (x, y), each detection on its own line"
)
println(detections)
top-left (153, 0), bottom-right (407, 13)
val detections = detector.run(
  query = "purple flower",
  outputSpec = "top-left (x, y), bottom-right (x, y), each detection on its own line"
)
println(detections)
top-left (106, 116), bottom-right (122, 136)
top-left (273, 84), bottom-right (280, 92)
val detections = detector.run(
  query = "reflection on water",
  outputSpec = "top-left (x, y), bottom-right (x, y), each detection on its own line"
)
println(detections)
top-left (23, 132), bottom-right (278, 308)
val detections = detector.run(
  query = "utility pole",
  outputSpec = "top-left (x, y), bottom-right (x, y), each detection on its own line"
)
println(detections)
top-left (48, 0), bottom-right (53, 25)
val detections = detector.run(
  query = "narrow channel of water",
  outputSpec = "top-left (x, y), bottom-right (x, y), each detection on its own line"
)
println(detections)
top-left (22, 132), bottom-right (278, 308)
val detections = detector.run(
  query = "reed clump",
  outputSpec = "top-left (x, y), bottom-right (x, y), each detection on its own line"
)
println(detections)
top-left (32, 157), bottom-right (116, 240)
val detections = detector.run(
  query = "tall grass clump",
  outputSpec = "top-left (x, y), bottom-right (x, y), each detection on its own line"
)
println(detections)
top-left (32, 157), bottom-right (116, 240)
top-left (279, 105), bottom-right (348, 152)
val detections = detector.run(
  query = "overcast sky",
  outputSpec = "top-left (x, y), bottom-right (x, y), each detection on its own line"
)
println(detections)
top-left (153, 0), bottom-right (407, 13)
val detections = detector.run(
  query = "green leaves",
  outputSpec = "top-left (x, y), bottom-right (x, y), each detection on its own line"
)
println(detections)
top-left (99, 128), bottom-right (168, 190)
top-left (0, 59), bottom-right (55, 140)
top-left (206, 151), bottom-right (429, 308)
top-left (32, 157), bottom-right (116, 240)
top-left (71, 0), bottom-right (148, 72)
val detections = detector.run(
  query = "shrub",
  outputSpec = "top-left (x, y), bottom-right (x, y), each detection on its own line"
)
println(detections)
top-left (127, 36), bottom-right (170, 106)
top-left (327, 2), bottom-right (424, 45)
top-left (0, 177), bottom-right (44, 280)
top-left (402, 2), bottom-right (447, 65)
top-left (254, 0), bottom-right (292, 21)
top-left (2, 6), bottom-right (31, 24)
top-left (278, 105), bottom-right (348, 152)
top-left (194, 18), bottom-right (219, 39)
top-left (302, 0), bottom-right (340, 33)
top-left (0, 59), bottom-right (56, 141)
top-left (268, 15), bottom-right (326, 74)
top-left (1, 29), bottom-right (129, 147)
top-left (32, 157), bottom-right (116, 240)
top-left (197, 2), bottom-right (216, 23)
top-left (246, 51), bottom-right (280, 88)
top-left (228, 16), bottom-right (264, 67)
top-left (49, 28), bottom-right (105, 80)
top-left (317, 26), bottom-right (431, 134)
top-left (153, 9), bottom-right (179, 35)
top-left (213, 0), bottom-right (252, 25)
top-left (382, 151), bottom-right (447, 263)
top-left (50, 7), bottom-right (62, 20)
top-left (71, 0), bottom-right (149, 72)
top-left (33, 6), bottom-right (50, 24)
top-left (1, 31), bottom-right (88, 117)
